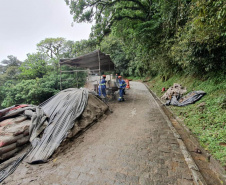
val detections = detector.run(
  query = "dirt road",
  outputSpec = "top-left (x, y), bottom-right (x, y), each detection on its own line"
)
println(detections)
top-left (3, 82), bottom-right (195, 185)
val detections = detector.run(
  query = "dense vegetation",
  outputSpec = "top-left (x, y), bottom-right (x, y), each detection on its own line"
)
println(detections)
top-left (0, 0), bottom-right (225, 166)
top-left (66, 0), bottom-right (226, 77)
top-left (0, 38), bottom-right (96, 108)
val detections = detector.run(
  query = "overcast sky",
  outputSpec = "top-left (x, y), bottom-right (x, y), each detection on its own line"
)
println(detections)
top-left (0, 0), bottom-right (92, 62)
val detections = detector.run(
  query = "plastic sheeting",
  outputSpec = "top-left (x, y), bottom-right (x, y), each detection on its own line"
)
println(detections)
top-left (166, 91), bottom-right (206, 106)
top-left (26, 88), bottom-right (88, 163)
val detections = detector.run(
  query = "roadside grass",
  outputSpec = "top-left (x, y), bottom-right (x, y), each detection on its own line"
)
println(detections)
top-left (147, 75), bottom-right (226, 167)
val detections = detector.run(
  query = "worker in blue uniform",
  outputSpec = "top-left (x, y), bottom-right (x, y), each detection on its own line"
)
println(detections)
top-left (98, 75), bottom-right (107, 98)
top-left (118, 76), bottom-right (127, 102)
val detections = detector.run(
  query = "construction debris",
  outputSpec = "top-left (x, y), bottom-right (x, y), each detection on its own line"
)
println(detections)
top-left (161, 83), bottom-right (206, 106)
top-left (161, 83), bottom-right (187, 100)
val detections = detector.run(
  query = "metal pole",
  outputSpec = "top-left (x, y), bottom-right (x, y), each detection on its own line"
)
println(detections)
top-left (98, 50), bottom-right (101, 81)
top-left (60, 63), bottom-right (62, 90)
top-left (76, 71), bottom-right (78, 88)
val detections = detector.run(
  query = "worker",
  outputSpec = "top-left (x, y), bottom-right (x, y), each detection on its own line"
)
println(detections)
top-left (98, 75), bottom-right (107, 98)
top-left (116, 74), bottom-right (119, 83)
top-left (118, 76), bottom-right (127, 102)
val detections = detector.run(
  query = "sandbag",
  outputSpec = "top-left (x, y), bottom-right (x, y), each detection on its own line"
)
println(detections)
top-left (0, 106), bottom-right (15, 118)
top-left (23, 129), bottom-right (29, 136)
top-left (3, 120), bottom-right (31, 136)
top-left (0, 148), bottom-right (18, 161)
top-left (0, 118), bottom-right (14, 127)
top-left (13, 116), bottom-right (27, 124)
top-left (0, 143), bottom-right (17, 155)
top-left (0, 135), bottom-right (23, 147)
top-left (17, 136), bottom-right (29, 146)
top-left (0, 106), bottom-right (36, 121)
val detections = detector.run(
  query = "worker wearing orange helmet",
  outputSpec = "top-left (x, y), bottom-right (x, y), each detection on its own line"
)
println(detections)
top-left (98, 75), bottom-right (107, 98)
top-left (118, 76), bottom-right (126, 102)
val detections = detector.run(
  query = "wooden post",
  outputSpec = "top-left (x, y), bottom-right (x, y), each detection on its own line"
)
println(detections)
top-left (60, 63), bottom-right (62, 90)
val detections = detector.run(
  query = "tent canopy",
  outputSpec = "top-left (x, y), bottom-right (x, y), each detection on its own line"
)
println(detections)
top-left (59, 50), bottom-right (115, 72)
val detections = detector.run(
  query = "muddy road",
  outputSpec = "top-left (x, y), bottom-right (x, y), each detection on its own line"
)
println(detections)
top-left (3, 82), bottom-right (196, 185)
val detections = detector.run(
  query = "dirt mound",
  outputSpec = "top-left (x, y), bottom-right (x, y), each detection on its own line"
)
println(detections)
top-left (67, 93), bottom-right (108, 138)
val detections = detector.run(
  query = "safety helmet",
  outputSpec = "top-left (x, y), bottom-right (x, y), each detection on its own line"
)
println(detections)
top-left (102, 75), bottom-right (106, 78)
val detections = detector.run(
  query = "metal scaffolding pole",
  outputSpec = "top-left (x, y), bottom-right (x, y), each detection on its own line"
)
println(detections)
top-left (60, 63), bottom-right (62, 90)
top-left (98, 50), bottom-right (101, 81)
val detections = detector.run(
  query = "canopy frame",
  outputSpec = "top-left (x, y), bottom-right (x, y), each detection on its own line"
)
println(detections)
top-left (59, 50), bottom-right (114, 90)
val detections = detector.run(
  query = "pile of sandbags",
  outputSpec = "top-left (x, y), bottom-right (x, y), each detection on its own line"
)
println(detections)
top-left (0, 116), bottom-right (31, 161)
top-left (161, 83), bottom-right (187, 100)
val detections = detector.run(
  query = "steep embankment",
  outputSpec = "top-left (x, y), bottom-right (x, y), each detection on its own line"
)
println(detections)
top-left (146, 75), bottom-right (226, 168)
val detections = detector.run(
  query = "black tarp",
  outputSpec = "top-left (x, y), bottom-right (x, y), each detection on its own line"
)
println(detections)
top-left (166, 91), bottom-right (206, 106)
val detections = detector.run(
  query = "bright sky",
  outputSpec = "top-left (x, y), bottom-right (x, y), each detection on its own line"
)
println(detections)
top-left (0, 0), bottom-right (92, 62)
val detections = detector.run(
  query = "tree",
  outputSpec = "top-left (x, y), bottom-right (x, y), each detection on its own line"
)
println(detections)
top-left (73, 39), bottom-right (97, 56)
top-left (19, 53), bottom-right (51, 79)
top-left (1, 75), bottom-right (59, 108)
top-left (100, 35), bottom-right (129, 75)
top-left (61, 40), bottom-right (76, 58)
top-left (37, 38), bottom-right (66, 59)
top-left (0, 55), bottom-right (22, 85)
top-left (1, 55), bottom-right (21, 67)
top-left (65, 0), bottom-right (155, 41)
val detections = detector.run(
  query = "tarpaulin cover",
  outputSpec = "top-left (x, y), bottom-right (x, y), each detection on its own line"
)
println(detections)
top-left (60, 50), bottom-right (115, 72)
top-left (26, 88), bottom-right (88, 163)
top-left (166, 91), bottom-right (206, 106)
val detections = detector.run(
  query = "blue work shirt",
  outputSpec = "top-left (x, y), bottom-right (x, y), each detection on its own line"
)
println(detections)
top-left (99, 79), bottom-right (107, 89)
top-left (119, 79), bottom-right (126, 88)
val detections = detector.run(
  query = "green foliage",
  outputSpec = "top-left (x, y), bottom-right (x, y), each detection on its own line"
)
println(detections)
top-left (1, 75), bottom-right (59, 107)
top-left (1, 55), bottom-right (22, 67)
top-left (100, 35), bottom-right (129, 75)
top-left (60, 66), bottom-right (87, 90)
top-left (0, 38), bottom-right (90, 108)
top-left (66, 0), bottom-right (226, 78)
top-left (37, 37), bottom-right (66, 59)
top-left (170, 0), bottom-right (226, 75)
top-left (72, 39), bottom-right (97, 56)
top-left (0, 55), bottom-right (22, 85)
top-left (61, 40), bottom-right (76, 58)
top-left (19, 53), bottom-right (51, 79)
